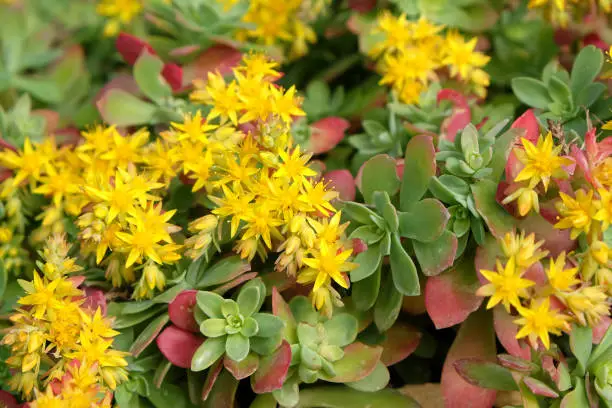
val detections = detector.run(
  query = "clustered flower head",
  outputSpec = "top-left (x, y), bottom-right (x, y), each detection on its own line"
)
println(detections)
top-left (217, 0), bottom-right (331, 59)
top-left (477, 229), bottom-right (610, 350)
top-left (528, 0), bottom-right (611, 27)
top-left (368, 12), bottom-right (490, 104)
top-left (1, 234), bottom-right (128, 404)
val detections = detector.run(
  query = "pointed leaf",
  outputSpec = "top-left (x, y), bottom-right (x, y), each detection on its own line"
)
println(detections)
top-left (398, 199), bottom-right (450, 243)
top-left (560, 378), bottom-right (590, 408)
top-left (130, 313), bottom-right (169, 357)
top-left (251, 340), bottom-right (292, 393)
top-left (523, 377), bottom-right (559, 398)
top-left (400, 135), bottom-right (436, 210)
top-left (358, 154), bottom-right (400, 204)
top-left (570, 324), bottom-right (592, 375)
top-left (201, 359), bottom-right (223, 401)
top-left (441, 309), bottom-right (497, 408)
top-left (168, 290), bottom-right (199, 332)
top-left (454, 359), bottom-right (518, 391)
top-left (323, 342), bottom-right (383, 383)
top-left (413, 230), bottom-right (458, 277)
top-left (192, 337), bottom-right (226, 372)
top-left (197, 256), bottom-right (251, 288)
top-left (389, 234), bottom-right (420, 295)
top-left (497, 354), bottom-right (537, 372)
top-left (203, 369), bottom-right (238, 408)
top-left (156, 325), bottom-right (204, 369)
top-left (272, 288), bottom-right (297, 343)
top-left (381, 322), bottom-right (421, 366)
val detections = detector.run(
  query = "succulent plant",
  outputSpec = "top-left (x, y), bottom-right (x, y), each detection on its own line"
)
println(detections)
top-left (342, 135), bottom-right (457, 331)
top-left (191, 278), bottom-right (284, 371)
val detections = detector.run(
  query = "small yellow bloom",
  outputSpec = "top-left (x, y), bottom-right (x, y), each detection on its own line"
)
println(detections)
top-left (500, 231), bottom-right (548, 269)
top-left (477, 258), bottom-right (535, 312)
top-left (545, 252), bottom-right (580, 292)
top-left (594, 187), bottom-right (612, 231)
top-left (97, 0), bottom-right (143, 36)
top-left (514, 133), bottom-right (572, 191)
top-left (514, 297), bottom-right (570, 349)
top-left (501, 186), bottom-right (540, 217)
top-left (561, 286), bottom-right (610, 327)
top-left (299, 241), bottom-right (356, 291)
top-left (554, 189), bottom-right (598, 239)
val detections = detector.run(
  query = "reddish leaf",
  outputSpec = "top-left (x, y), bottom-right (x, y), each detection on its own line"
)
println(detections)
top-left (213, 272), bottom-right (259, 295)
top-left (116, 32), bottom-right (156, 65)
top-left (583, 32), bottom-right (608, 50)
top-left (272, 287), bottom-right (297, 344)
top-left (497, 354), bottom-right (536, 372)
top-left (202, 359), bottom-right (223, 401)
top-left (156, 325), bottom-right (204, 369)
top-left (94, 74), bottom-right (140, 105)
top-left (381, 322), bottom-right (421, 366)
top-left (518, 213), bottom-right (576, 257)
top-left (348, 0), bottom-right (376, 12)
top-left (437, 89), bottom-right (471, 142)
top-left (425, 259), bottom-right (482, 329)
top-left (493, 306), bottom-right (530, 360)
top-left (251, 340), bottom-right (292, 394)
top-left (82, 287), bottom-right (107, 315)
top-left (523, 376), bottom-right (559, 398)
top-left (32, 109), bottom-right (60, 134)
top-left (308, 117), bottom-right (350, 154)
top-left (324, 342), bottom-right (383, 383)
top-left (474, 235), bottom-right (503, 284)
top-left (441, 309), bottom-right (497, 408)
top-left (323, 170), bottom-right (355, 201)
top-left (161, 63), bottom-right (183, 92)
top-left (224, 354), bottom-right (259, 380)
top-left (203, 369), bottom-right (239, 407)
top-left (183, 45), bottom-right (242, 83)
top-left (168, 290), bottom-right (199, 332)
top-left (593, 316), bottom-right (611, 344)
top-left (0, 390), bottom-right (18, 408)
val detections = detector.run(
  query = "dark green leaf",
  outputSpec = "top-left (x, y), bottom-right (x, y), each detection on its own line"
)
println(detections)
top-left (374, 274), bottom-right (402, 332)
top-left (389, 234), bottom-right (419, 296)
top-left (570, 324), bottom-right (592, 375)
top-left (352, 263), bottom-right (381, 311)
top-left (350, 242), bottom-right (383, 282)
top-left (398, 199), bottom-right (449, 243)
top-left (359, 155), bottom-right (400, 204)
top-left (130, 313), bottom-right (169, 357)
top-left (400, 135), bottom-right (436, 211)
top-left (454, 359), bottom-right (519, 391)
top-left (373, 191), bottom-right (398, 232)
top-left (413, 230), bottom-right (457, 276)
top-left (570, 45), bottom-right (604, 95)
top-left (511, 77), bottom-right (552, 109)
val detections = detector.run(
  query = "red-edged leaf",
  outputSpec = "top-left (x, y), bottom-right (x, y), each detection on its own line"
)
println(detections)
top-left (224, 354), bottom-right (259, 380)
top-left (425, 258), bottom-right (482, 329)
top-left (251, 340), bottom-right (292, 394)
top-left (438, 89), bottom-right (471, 142)
top-left (82, 287), bottom-right (107, 315)
top-left (497, 354), bottom-right (536, 372)
top-left (593, 315), bottom-right (611, 344)
top-left (202, 359), bottom-right (223, 401)
top-left (272, 287), bottom-right (297, 344)
top-left (472, 180), bottom-right (515, 239)
top-left (324, 342), bottom-right (383, 383)
top-left (308, 117), bottom-right (350, 154)
top-left (454, 359), bottom-right (518, 391)
top-left (130, 313), bottom-right (170, 357)
top-left (441, 309), bottom-right (497, 408)
top-left (213, 272), bottom-right (259, 295)
top-left (203, 369), bottom-right (239, 407)
top-left (94, 73), bottom-right (141, 105)
top-left (506, 109), bottom-right (539, 181)
top-left (156, 325), bottom-right (204, 369)
top-left (0, 390), bottom-right (18, 408)
top-left (116, 32), bottom-right (156, 65)
top-left (168, 290), bottom-right (199, 332)
top-left (493, 306), bottom-right (531, 360)
top-left (381, 322), bottom-right (421, 366)
top-left (518, 213), bottom-right (576, 257)
top-left (523, 377), bottom-right (559, 398)
top-left (323, 170), bottom-right (356, 201)
top-left (183, 45), bottom-right (242, 83)
top-left (161, 63), bottom-right (183, 92)
top-left (32, 109), bottom-right (60, 135)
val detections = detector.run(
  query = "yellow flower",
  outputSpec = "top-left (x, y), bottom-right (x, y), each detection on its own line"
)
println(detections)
top-left (274, 145), bottom-right (316, 182)
top-left (545, 252), bottom-right (580, 292)
top-left (443, 30), bottom-right (490, 81)
top-left (477, 258), bottom-right (535, 312)
top-left (307, 211), bottom-right (348, 247)
top-left (592, 158), bottom-right (612, 188)
top-left (235, 53), bottom-right (281, 80)
top-left (241, 203), bottom-right (284, 249)
top-left (79, 308), bottom-right (120, 340)
top-left (500, 231), bottom-right (548, 269)
top-left (554, 189), bottom-right (598, 239)
top-left (97, 0), bottom-right (143, 36)
top-left (115, 221), bottom-right (180, 267)
top-left (514, 133), bottom-right (572, 191)
top-left (33, 164), bottom-right (80, 207)
top-left (561, 286), bottom-right (610, 326)
top-left (170, 110), bottom-right (217, 143)
top-left (299, 241), bottom-right (356, 291)
top-left (299, 180), bottom-right (337, 216)
top-left (514, 297), bottom-right (570, 349)
top-left (211, 185), bottom-right (254, 238)
top-left (17, 273), bottom-right (81, 319)
top-left (100, 128), bottom-right (149, 168)
top-left (594, 187), bottom-right (612, 231)
top-left (0, 138), bottom-right (54, 186)
top-left (369, 11), bottom-right (414, 58)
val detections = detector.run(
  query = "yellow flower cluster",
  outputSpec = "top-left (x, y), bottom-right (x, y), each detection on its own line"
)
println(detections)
top-left (2, 235), bottom-right (128, 401)
top-left (186, 54), bottom-right (356, 316)
top-left (502, 133), bottom-right (573, 217)
top-left (528, 0), bottom-right (611, 27)
top-left (218, 0), bottom-right (331, 59)
top-left (368, 12), bottom-right (490, 104)
top-left (96, 0), bottom-right (143, 36)
top-left (477, 231), bottom-right (610, 350)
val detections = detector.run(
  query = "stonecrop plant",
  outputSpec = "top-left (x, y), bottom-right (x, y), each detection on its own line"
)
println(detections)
top-left (0, 1), bottom-right (610, 408)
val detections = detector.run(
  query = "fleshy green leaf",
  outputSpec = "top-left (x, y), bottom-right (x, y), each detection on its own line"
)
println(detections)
top-left (130, 313), bottom-right (169, 357)
top-left (389, 234), bottom-right (420, 295)
top-left (352, 262), bottom-right (381, 311)
top-left (271, 288), bottom-right (297, 344)
top-left (241, 317), bottom-right (259, 337)
top-left (398, 199), bottom-right (449, 243)
top-left (413, 230), bottom-right (458, 276)
top-left (341, 201), bottom-right (386, 227)
top-left (347, 361), bottom-right (390, 392)
top-left (374, 274), bottom-right (403, 332)
top-left (226, 333), bottom-right (250, 362)
top-left (548, 76), bottom-right (573, 109)
top-left (96, 88), bottom-right (158, 126)
top-left (350, 242), bottom-right (383, 282)
top-left (511, 77), bottom-right (552, 109)
top-left (358, 154), bottom-right (400, 204)
top-left (471, 180), bottom-right (515, 238)
top-left (191, 337), bottom-right (226, 372)
top-left (570, 324), bottom-right (592, 376)
top-left (324, 314), bottom-right (358, 347)
top-left (197, 256), bottom-right (251, 289)
top-left (237, 285), bottom-right (262, 317)
top-left (252, 313), bottom-right (284, 337)
top-left (454, 359), bottom-right (519, 391)
top-left (224, 353), bottom-right (260, 380)
top-left (323, 343), bottom-right (383, 383)
top-left (134, 51), bottom-right (172, 102)
top-left (250, 332), bottom-right (283, 356)
top-left (570, 45), bottom-right (604, 95)
top-left (400, 135), bottom-right (436, 210)
top-left (251, 340), bottom-right (292, 393)
top-left (289, 296), bottom-right (318, 325)
top-left (296, 386), bottom-right (419, 408)
top-left (373, 191), bottom-right (399, 232)
top-left (196, 291), bottom-right (225, 318)
top-left (200, 319), bottom-right (228, 338)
